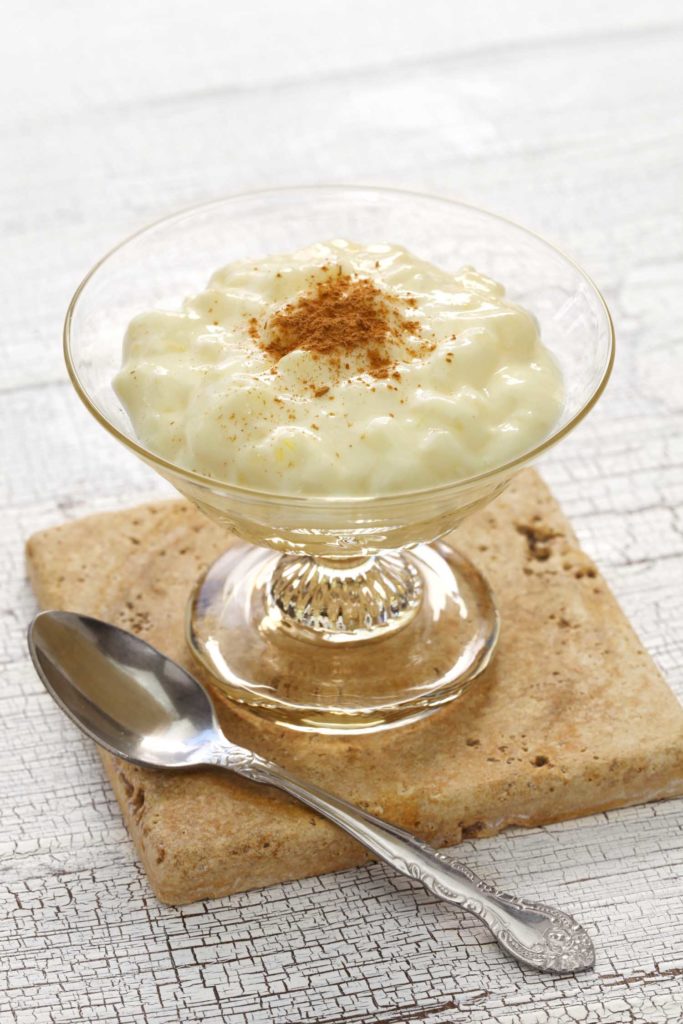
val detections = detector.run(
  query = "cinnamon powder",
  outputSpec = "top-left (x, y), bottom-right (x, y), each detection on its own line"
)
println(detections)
top-left (257, 271), bottom-right (420, 379)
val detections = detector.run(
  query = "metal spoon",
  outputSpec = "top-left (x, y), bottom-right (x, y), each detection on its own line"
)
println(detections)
top-left (28, 610), bottom-right (594, 974)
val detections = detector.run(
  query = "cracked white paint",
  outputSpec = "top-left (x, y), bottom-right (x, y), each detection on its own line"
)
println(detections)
top-left (2, 2), bottom-right (683, 1021)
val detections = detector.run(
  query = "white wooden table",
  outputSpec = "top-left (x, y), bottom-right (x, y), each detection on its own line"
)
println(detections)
top-left (2, 2), bottom-right (682, 1020)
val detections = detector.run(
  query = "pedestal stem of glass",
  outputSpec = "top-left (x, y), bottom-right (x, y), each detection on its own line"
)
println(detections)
top-left (268, 550), bottom-right (423, 643)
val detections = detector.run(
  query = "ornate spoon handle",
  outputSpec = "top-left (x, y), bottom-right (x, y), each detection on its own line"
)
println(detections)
top-left (208, 744), bottom-right (595, 974)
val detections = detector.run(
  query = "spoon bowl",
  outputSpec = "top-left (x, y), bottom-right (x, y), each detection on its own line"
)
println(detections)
top-left (29, 611), bottom-right (221, 768)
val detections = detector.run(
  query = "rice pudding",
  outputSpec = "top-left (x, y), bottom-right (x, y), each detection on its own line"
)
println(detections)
top-left (114, 239), bottom-right (563, 496)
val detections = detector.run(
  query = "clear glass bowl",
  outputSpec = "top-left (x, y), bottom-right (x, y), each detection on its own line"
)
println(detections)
top-left (64, 186), bottom-right (614, 733)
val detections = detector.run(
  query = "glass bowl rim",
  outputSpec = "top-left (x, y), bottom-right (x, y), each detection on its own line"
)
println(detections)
top-left (63, 183), bottom-right (615, 507)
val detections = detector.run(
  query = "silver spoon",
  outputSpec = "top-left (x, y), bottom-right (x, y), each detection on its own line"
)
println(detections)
top-left (28, 610), bottom-right (594, 974)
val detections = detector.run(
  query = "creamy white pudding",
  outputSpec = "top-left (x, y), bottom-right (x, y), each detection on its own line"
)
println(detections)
top-left (114, 239), bottom-right (563, 496)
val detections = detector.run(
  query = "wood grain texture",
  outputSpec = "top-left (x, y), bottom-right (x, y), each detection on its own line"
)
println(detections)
top-left (2, 1), bottom-right (683, 1020)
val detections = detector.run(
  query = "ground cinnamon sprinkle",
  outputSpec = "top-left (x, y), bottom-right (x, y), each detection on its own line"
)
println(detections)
top-left (259, 271), bottom-right (421, 379)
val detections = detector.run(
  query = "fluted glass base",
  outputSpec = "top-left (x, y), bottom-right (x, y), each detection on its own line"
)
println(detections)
top-left (188, 541), bottom-right (499, 733)
top-left (268, 550), bottom-right (422, 642)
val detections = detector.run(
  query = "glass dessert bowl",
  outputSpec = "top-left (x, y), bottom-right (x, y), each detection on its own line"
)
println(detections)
top-left (64, 186), bottom-right (614, 733)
